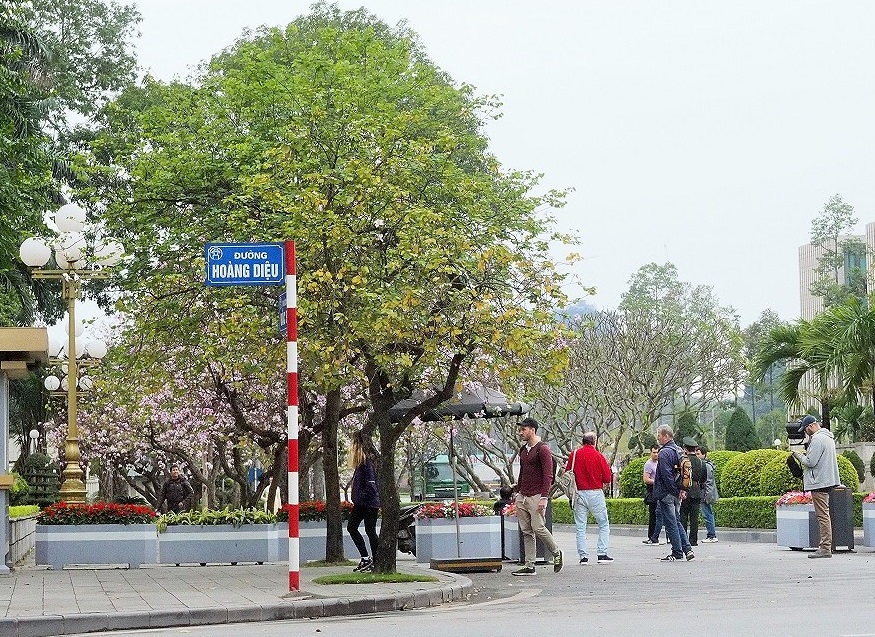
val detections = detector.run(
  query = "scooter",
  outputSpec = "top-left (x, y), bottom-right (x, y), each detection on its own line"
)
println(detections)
top-left (397, 502), bottom-right (424, 556)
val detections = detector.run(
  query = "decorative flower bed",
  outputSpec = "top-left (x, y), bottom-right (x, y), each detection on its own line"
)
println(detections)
top-left (158, 507), bottom-right (278, 565)
top-left (863, 492), bottom-right (875, 547)
top-left (414, 502), bottom-right (500, 563)
top-left (38, 501), bottom-right (157, 525)
top-left (775, 491), bottom-right (816, 550)
top-left (276, 500), bottom-right (355, 522)
top-left (414, 501), bottom-right (493, 519)
top-left (36, 502), bottom-right (160, 570)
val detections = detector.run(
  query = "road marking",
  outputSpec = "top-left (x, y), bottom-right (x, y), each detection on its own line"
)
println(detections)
top-left (424, 587), bottom-right (542, 612)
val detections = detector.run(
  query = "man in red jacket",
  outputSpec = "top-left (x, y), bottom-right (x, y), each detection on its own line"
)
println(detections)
top-left (566, 431), bottom-right (614, 563)
top-left (511, 418), bottom-right (563, 576)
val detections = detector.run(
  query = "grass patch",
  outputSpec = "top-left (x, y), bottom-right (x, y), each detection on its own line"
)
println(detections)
top-left (312, 572), bottom-right (439, 585)
top-left (304, 559), bottom-right (357, 567)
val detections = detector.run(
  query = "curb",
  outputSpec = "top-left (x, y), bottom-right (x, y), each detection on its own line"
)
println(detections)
top-left (0, 575), bottom-right (473, 637)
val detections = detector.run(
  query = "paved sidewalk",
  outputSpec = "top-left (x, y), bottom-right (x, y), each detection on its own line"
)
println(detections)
top-left (0, 555), bottom-right (471, 637)
top-left (0, 523), bottom-right (843, 637)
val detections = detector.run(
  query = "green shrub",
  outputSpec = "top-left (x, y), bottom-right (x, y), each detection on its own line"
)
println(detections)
top-left (870, 451), bottom-right (875, 478)
top-left (837, 455), bottom-right (859, 490)
top-left (706, 450), bottom-right (741, 494)
top-left (618, 456), bottom-right (648, 498)
top-left (725, 407), bottom-right (759, 451)
top-left (159, 507), bottom-right (276, 531)
top-left (758, 452), bottom-right (802, 496)
top-left (841, 450), bottom-right (865, 483)
top-left (721, 449), bottom-right (782, 497)
top-left (712, 496), bottom-right (779, 528)
top-left (9, 473), bottom-right (29, 506)
top-left (9, 505), bottom-right (39, 518)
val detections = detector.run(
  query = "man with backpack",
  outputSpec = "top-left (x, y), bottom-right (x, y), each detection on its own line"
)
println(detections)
top-left (653, 425), bottom-right (694, 562)
top-left (678, 437), bottom-right (705, 546)
top-left (511, 418), bottom-right (563, 576)
top-left (697, 446), bottom-right (720, 542)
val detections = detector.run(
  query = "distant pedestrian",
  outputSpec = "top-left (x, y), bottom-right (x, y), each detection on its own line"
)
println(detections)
top-left (347, 430), bottom-right (381, 572)
top-left (653, 425), bottom-right (694, 562)
top-left (566, 431), bottom-right (614, 563)
top-left (678, 437), bottom-right (705, 546)
top-left (697, 446), bottom-right (719, 542)
top-left (791, 415), bottom-right (840, 558)
top-left (642, 444), bottom-right (662, 545)
top-left (493, 486), bottom-right (514, 516)
top-left (511, 418), bottom-right (563, 576)
top-left (156, 465), bottom-right (194, 513)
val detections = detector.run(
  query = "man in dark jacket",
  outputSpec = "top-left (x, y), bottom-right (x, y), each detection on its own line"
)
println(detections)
top-left (653, 425), bottom-right (694, 562)
top-left (678, 437), bottom-right (705, 546)
top-left (156, 465), bottom-right (194, 513)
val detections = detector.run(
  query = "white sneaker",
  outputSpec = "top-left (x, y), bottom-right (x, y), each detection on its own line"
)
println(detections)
top-left (702, 537), bottom-right (718, 543)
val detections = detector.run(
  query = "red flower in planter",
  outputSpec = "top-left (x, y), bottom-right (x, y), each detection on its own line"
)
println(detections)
top-left (39, 501), bottom-right (157, 525)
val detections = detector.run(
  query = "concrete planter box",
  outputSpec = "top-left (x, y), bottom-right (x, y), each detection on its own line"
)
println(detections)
top-left (158, 523), bottom-right (277, 565)
top-left (503, 516), bottom-right (520, 561)
top-left (7, 514), bottom-right (38, 566)
top-left (863, 503), bottom-right (875, 547)
top-left (776, 504), bottom-right (817, 549)
top-left (415, 516), bottom-right (501, 564)
top-left (276, 521), bottom-right (377, 563)
top-left (35, 524), bottom-right (158, 570)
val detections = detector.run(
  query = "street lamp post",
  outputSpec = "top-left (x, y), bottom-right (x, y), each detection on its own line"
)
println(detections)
top-left (19, 203), bottom-right (123, 503)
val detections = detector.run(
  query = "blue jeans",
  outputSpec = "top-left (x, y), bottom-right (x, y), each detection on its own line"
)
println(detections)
top-left (701, 502), bottom-right (716, 538)
top-left (657, 494), bottom-right (691, 557)
top-left (573, 489), bottom-right (610, 558)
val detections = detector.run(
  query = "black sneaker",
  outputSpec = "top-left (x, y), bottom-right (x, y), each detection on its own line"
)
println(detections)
top-left (642, 539), bottom-right (658, 544)
top-left (553, 550), bottom-right (563, 573)
top-left (597, 554), bottom-right (614, 563)
top-left (660, 554), bottom-right (682, 561)
top-left (512, 565), bottom-right (536, 576)
top-left (579, 557), bottom-right (588, 564)
top-left (685, 551), bottom-right (695, 561)
top-left (353, 557), bottom-right (372, 572)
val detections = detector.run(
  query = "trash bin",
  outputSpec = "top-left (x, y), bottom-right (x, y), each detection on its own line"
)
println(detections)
top-left (829, 485), bottom-right (854, 551)
top-left (517, 499), bottom-right (553, 564)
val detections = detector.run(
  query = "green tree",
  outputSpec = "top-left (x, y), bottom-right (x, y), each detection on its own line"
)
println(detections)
top-left (84, 4), bottom-right (574, 572)
top-left (742, 310), bottom-right (786, 421)
top-left (725, 406), bottom-right (759, 451)
top-left (675, 409), bottom-right (702, 445)
top-left (808, 194), bottom-right (867, 309)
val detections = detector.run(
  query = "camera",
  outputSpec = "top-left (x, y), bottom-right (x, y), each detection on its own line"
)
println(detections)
top-left (786, 421), bottom-right (806, 441)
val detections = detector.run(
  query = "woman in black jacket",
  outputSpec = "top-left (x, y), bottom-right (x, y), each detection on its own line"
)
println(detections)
top-left (347, 431), bottom-right (381, 572)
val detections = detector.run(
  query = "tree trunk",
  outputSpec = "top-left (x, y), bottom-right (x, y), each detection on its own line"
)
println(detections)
top-left (323, 387), bottom-right (345, 562)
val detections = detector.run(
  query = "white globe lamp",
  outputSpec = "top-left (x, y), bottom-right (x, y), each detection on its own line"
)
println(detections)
top-left (19, 238), bottom-right (51, 267)
top-left (55, 203), bottom-right (87, 233)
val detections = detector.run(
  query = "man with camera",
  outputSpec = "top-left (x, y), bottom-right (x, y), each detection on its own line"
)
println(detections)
top-left (791, 415), bottom-right (840, 558)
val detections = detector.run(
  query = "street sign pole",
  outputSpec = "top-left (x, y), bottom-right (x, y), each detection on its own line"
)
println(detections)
top-left (284, 240), bottom-right (300, 592)
top-left (203, 240), bottom-right (299, 591)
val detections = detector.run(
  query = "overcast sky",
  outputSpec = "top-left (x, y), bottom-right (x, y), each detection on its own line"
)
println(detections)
top-left (130, 0), bottom-right (875, 326)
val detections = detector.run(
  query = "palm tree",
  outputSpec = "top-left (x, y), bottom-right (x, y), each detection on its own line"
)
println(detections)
top-left (752, 320), bottom-right (841, 427)
top-left (808, 297), bottom-right (875, 410)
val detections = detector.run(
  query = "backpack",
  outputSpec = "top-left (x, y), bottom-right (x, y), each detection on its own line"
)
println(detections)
top-left (674, 447), bottom-right (693, 490)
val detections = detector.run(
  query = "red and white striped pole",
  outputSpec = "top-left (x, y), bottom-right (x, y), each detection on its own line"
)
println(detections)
top-left (285, 240), bottom-right (299, 591)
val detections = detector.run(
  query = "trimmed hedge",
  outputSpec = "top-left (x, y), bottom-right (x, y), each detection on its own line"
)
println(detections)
top-left (551, 492), bottom-right (866, 529)
top-left (837, 455), bottom-right (860, 490)
top-left (721, 449), bottom-right (782, 497)
top-left (759, 452), bottom-right (801, 496)
top-left (705, 450), bottom-right (740, 494)
top-left (618, 456), bottom-right (648, 498)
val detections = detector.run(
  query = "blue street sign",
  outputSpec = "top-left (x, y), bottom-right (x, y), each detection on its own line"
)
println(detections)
top-left (205, 242), bottom-right (285, 287)
top-left (278, 291), bottom-right (287, 336)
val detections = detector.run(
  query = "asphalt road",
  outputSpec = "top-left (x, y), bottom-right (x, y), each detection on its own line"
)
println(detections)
top-left (66, 530), bottom-right (875, 637)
